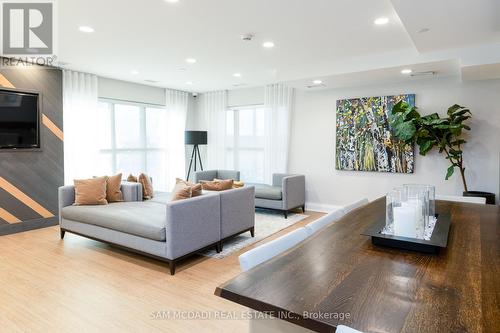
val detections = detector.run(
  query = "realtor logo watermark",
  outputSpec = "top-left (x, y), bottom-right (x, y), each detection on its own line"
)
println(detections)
top-left (1, 0), bottom-right (56, 66)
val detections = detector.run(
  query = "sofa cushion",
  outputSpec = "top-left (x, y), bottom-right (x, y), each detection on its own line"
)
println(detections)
top-left (61, 201), bottom-right (166, 241)
top-left (149, 191), bottom-right (172, 204)
top-left (253, 185), bottom-right (282, 200)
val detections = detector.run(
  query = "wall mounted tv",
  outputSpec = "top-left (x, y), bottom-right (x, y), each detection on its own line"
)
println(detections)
top-left (0, 89), bottom-right (40, 149)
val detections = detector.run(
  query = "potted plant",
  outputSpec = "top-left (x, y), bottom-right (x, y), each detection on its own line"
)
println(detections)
top-left (389, 101), bottom-right (495, 204)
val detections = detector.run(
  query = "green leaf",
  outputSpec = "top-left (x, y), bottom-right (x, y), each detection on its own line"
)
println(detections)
top-left (452, 109), bottom-right (471, 117)
top-left (392, 101), bottom-right (407, 115)
top-left (394, 121), bottom-right (416, 141)
top-left (418, 139), bottom-right (435, 155)
top-left (445, 165), bottom-right (455, 180)
top-left (452, 115), bottom-right (471, 123)
top-left (447, 104), bottom-right (463, 115)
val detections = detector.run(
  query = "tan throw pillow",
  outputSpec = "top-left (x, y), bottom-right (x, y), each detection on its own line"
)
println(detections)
top-left (127, 174), bottom-right (137, 182)
top-left (175, 178), bottom-right (202, 197)
top-left (171, 182), bottom-right (192, 201)
top-left (138, 173), bottom-right (154, 199)
top-left (201, 179), bottom-right (234, 191)
top-left (106, 173), bottom-right (123, 202)
top-left (74, 177), bottom-right (108, 205)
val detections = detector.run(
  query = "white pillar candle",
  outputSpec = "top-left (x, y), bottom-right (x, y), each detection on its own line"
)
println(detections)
top-left (393, 205), bottom-right (417, 238)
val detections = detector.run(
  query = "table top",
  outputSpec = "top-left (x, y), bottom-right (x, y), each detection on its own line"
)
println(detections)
top-left (215, 198), bottom-right (500, 333)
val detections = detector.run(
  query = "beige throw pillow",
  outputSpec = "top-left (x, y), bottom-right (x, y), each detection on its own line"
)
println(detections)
top-left (106, 173), bottom-right (123, 202)
top-left (74, 177), bottom-right (108, 205)
top-left (171, 182), bottom-right (192, 201)
top-left (127, 174), bottom-right (137, 182)
top-left (175, 178), bottom-right (202, 197)
top-left (138, 173), bottom-right (154, 200)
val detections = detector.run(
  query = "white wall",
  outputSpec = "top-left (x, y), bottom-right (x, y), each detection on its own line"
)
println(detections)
top-left (98, 77), bottom-right (166, 105)
top-left (289, 77), bottom-right (500, 210)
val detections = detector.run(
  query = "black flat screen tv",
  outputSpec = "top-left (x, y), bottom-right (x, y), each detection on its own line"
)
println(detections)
top-left (0, 89), bottom-right (40, 149)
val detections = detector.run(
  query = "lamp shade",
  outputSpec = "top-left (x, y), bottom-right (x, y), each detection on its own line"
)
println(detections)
top-left (185, 131), bottom-right (207, 145)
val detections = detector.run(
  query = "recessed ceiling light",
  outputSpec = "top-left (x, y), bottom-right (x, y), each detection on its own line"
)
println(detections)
top-left (165, 0), bottom-right (179, 3)
top-left (186, 81), bottom-right (193, 85)
top-left (313, 79), bottom-right (323, 85)
top-left (374, 17), bottom-right (389, 25)
top-left (131, 70), bottom-right (139, 75)
top-left (262, 41), bottom-right (275, 48)
top-left (401, 69), bottom-right (412, 74)
top-left (79, 26), bottom-right (94, 33)
top-left (185, 58), bottom-right (197, 64)
top-left (233, 73), bottom-right (242, 78)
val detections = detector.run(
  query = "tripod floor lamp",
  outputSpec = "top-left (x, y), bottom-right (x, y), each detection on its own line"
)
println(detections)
top-left (185, 131), bottom-right (207, 180)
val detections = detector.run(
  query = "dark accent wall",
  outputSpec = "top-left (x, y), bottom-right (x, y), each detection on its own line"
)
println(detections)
top-left (0, 64), bottom-right (63, 235)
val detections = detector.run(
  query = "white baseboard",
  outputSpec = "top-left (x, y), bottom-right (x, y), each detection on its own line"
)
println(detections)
top-left (305, 202), bottom-right (343, 213)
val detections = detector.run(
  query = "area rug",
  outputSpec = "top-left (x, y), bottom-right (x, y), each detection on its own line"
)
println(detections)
top-left (200, 209), bottom-right (308, 259)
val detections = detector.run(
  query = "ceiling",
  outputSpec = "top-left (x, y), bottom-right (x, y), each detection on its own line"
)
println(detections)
top-left (56, 0), bottom-right (500, 92)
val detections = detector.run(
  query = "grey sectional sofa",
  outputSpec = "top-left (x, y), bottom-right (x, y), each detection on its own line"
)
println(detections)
top-left (59, 182), bottom-right (255, 275)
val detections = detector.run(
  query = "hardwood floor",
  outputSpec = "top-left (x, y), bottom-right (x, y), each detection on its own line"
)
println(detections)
top-left (0, 211), bottom-right (324, 333)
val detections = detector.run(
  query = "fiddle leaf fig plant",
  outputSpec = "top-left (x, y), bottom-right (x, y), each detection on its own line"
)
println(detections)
top-left (390, 101), bottom-right (472, 192)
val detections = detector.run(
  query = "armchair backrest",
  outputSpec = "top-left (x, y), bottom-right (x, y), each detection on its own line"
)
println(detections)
top-left (194, 170), bottom-right (218, 183)
top-left (217, 170), bottom-right (240, 181)
top-left (194, 170), bottom-right (240, 183)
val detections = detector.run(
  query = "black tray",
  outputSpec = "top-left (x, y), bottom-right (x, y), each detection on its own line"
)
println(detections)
top-left (362, 213), bottom-right (451, 254)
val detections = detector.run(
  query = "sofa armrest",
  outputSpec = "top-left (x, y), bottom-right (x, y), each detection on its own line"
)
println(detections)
top-left (217, 170), bottom-right (240, 181)
top-left (282, 175), bottom-right (305, 210)
top-left (165, 194), bottom-right (221, 259)
top-left (120, 181), bottom-right (143, 202)
top-left (58, 186), bottom-right (75, 223)
top-left (194, 170), bottom-right (217, 183)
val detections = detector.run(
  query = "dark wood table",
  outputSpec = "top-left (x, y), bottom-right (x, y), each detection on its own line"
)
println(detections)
top-left (215, 198), bottom-right (500, 333)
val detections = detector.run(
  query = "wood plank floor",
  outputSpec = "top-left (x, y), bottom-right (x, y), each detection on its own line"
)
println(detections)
top-left (0, 211), bottom-right (323, 333)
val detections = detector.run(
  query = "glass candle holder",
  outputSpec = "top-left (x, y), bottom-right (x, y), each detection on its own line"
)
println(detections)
top-left (404, 184), bottom-right (435, 225)
top-left (385, 187), bottom-right (406, 235)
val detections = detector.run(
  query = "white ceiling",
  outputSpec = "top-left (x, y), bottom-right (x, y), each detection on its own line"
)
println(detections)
top-left (56, 0), bottom-right (500, 92)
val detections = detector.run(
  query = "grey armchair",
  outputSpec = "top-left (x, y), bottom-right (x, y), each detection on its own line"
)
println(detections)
top-left (194, 170), bottom-right (240, 183)
top-left (254, 173), bottom-right (305, 218)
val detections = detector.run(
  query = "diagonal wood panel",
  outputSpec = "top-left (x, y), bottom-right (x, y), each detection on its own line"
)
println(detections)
top-left (42, 114), bottom-right (64, 141)
top-left (0, 73), bottom-right (15, 88)
top-left (0, 177), bottom-right (54, 218)
top-left (0, 207), bottom-right (21, 223)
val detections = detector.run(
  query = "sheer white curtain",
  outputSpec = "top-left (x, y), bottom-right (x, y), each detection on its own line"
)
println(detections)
top-left (165, 89), bottom-right (188, 190)
top-left (201, 90), bottom-right (228, 169)
top-left (264, 83), bottom-right (294, 184)
top-left (63, 70), bottom-right (99, 184)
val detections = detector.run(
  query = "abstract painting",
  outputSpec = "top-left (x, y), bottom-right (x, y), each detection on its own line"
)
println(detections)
top-left (335, 94), bottom-right (415, 173)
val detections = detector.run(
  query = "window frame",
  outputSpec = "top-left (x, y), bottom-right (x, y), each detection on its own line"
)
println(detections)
top-left (98, 98), bottom-right (166, 177)
top-left (226, 104), bottom-right (266, 183)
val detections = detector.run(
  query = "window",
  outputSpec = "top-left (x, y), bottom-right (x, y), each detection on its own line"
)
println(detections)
top-left (98, 100), bottom-right (169, 191)
top-left (226, 106), bottom-right (266, 183)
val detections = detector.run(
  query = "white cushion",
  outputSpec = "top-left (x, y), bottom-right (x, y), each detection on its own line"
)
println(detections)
top-left (336, 325), bottom-right (364, 333)
top-left (239, 227), bottom-right (309, 272)
top-left (344, 198), bottom-right (369, 213)
top-left (305, 209), bottom-right (345, 236)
